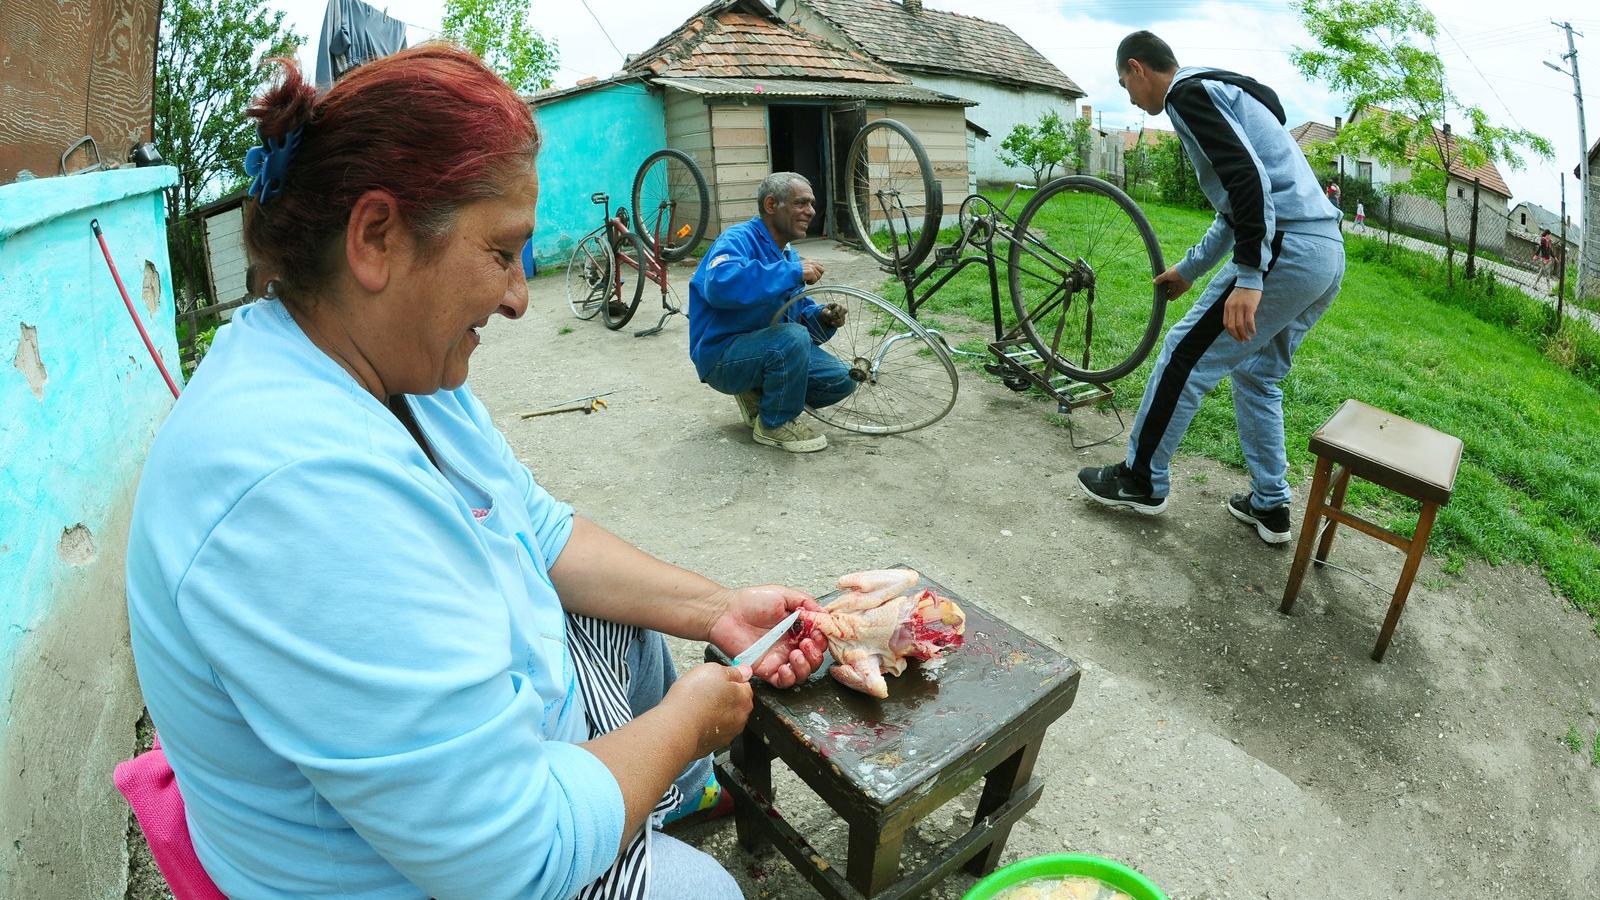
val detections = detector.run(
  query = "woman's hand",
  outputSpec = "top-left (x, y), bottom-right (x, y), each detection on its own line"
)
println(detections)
top-left (707, 585), bottom-right (827, 689)
top-left (665, 662), bottom-right (755, 758)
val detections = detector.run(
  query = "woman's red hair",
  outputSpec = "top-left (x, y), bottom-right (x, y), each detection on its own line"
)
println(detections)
top-left (244, 45), bottom-right (539, 301)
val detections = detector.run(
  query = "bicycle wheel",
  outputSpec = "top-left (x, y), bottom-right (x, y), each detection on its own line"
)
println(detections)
top-left (770, 285), bottom-right (957, 434)
top-left (844, 119), bottom-right (942, 271)
top-left (565, 231), bottom-right (613, 320)
top-left (1006, 175), bottom-right (1166, 383)
top-left (601, 227), bottom-right (648, 330)
top-left (632, 149), bottom-right (710, 262)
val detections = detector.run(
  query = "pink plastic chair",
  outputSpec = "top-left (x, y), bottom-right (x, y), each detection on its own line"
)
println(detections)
top-left (114, 734), bottom-right (228, 900)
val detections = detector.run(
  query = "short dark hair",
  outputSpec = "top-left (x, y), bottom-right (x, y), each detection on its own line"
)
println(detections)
top-left (1116, 31), bottom-right (1178, 74)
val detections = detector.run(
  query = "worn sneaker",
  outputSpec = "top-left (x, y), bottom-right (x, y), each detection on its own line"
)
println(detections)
top-left (1227, 493), bottom-right (1293, 544)
top-left (753, 416), bottom-right (827, 452)
top-left (733, 389), bottom-right (761, 428)
top-left (1077, 462), bottom-right (1167, 515)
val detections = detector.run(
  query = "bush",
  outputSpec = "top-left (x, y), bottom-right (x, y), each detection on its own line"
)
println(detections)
top-left (1147, 136), bottom-right (1207, 208)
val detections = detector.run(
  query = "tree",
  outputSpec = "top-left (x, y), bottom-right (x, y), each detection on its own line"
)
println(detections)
top-left (155, 0), bottom-right (302, 307)
top-left (1292, 0), bottom-right (1552, 285)
top-left (998, 110), bottom-right (1070, 184)
top-left (1148, 135), bottom-right (1207, 208)
top-left (1065, 116), bottom-right (1094, 175)
top-left (442, 0), bottom-right (559, 94)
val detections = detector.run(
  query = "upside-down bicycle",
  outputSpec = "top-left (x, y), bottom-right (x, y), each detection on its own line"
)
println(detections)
top-left (566, 149), bottom-right (711, 336)
top-left (799, 118), bottom-right (1167, 445)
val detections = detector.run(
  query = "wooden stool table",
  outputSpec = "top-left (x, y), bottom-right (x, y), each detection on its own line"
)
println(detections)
top-left (708, 570), bottom-right (1080, 899)
top-left (1281, 399), bottom-right (1463, 662)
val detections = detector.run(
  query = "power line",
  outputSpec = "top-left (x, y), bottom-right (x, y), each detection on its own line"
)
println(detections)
top-left (579, 0), bottom-right (626, 64)
top-left (1427, 3), bottom-right (1530, 133)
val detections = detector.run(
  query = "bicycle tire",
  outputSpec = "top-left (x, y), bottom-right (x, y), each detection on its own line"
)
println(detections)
top-left (1006, 175), bottom-right (1166, 383)
top-left (565, 230), bottom-right (613, 321)
top-left (843, 118), bottom-right (942, 272)
top-left (770, 285), bottom-right (958, 435)
top-left (632, 149), bottom-right (710, 262)
top-left (602, 227), bottom-right (648, 330)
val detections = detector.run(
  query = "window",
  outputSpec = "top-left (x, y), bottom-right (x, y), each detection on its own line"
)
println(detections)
top-left (1520, 212), bottom-right (1527, 225)
top-left (1456, 186), bottom-right (1465, 199)
top-left (1357, 161), bottom-right (1372, 182)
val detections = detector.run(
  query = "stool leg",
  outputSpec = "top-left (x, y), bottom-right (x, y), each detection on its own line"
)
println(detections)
top-left (964, 738), bottom-right (1043, 876)
top-left (1314, 465), bottom-right (1351, 564)
top-left (847, 820), bottom-right (904, 897)
top-left (1280, 456), bottom-right (1332, 614)
top-left (730, 730), bottom-right (773, 852)
top-left (1373, 501), bottom-right (1438, 662)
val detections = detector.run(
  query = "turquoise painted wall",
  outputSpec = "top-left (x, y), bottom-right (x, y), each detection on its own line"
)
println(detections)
top-left (0, 166), bottom-right (181, 728)
top-left (529, 82), bottom-right (667, 268)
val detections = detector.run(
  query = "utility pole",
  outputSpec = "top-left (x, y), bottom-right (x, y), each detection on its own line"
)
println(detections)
top-left (1546, 21), bottom-right (1588, 300)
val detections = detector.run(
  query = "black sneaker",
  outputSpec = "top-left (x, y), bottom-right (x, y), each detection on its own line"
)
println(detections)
top-left (1077, 462), bottom-right (1167, 515)
top-left (1227, 493), bottom-right (1293, 545)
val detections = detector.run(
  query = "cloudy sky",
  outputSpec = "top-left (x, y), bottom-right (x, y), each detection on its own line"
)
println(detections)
top-left (268, 0), bottom-right (1599, 213)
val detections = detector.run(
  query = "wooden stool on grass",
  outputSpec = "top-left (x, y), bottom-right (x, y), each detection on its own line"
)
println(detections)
top-left (1280, 399), bottom-right (1463, 662)
top-left (708, 569), bottom-right (1080, 899)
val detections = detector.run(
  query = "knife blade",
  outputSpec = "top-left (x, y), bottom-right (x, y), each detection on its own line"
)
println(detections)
top-left (730, 610), bottom-right (801, 668)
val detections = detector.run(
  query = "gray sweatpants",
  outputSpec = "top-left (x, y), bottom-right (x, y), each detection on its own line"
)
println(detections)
top-left (1123, 230), bottom-right (1345, 507)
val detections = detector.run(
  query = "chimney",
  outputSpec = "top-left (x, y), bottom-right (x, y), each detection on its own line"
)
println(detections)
top-left (1081, 104), bottom-right (1093, 122)
top-left (903, 0), bottom-right (922, 11)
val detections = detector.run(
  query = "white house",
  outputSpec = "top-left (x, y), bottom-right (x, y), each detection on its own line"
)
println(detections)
top-left (776, 0), bottom-right (1085, 186)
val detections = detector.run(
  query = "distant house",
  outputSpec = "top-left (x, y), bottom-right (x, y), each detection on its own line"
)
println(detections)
top-left (1334, 106), bottom-right (1513, 254)
top-left (524, 0), bottom-right (973, 265)
top-left (776, 0), bottom-right (1084, 185)
top-left (1505, 200), bottom-right (1580, 266)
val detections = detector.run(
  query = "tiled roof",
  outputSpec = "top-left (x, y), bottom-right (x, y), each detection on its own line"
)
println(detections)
top-left (1352, 106), bottom-right (1512, 198)
top-left (799, 0), bottom-right (1083, 96)
top-left (654, 75), bottom-right (971, 105)
top-left (1290, 121), bottom-right (1338, 151)
top-left (626, 0), bottom-right (902, 83)
top-left (1119, 126), bottom-right (1175, 152)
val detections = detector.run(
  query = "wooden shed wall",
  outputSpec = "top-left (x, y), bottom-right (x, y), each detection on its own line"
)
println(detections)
top-left (709, 103), bottom-right (771, 235)
top-left (202, 206), bottom-right (249, 305)
top-left (880, 103), bottom-right (967, 217)
top-left (665, 91), bottom-right (719, 235)
top-left (0, 0), bottom-right (161, 182)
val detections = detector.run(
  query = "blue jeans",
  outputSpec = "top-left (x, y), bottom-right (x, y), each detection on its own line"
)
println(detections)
top-left (1124, 231), bottom-right (1345, 508)
top-left (702, 324), bottom-right (855, 428)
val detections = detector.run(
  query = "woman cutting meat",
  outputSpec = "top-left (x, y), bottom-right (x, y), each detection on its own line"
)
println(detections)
top-left (124, 46), bottom-right (825, 900)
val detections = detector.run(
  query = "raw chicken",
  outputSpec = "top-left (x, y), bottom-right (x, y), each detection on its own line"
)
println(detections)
top-left (795, 569), bottom-right (965, 698)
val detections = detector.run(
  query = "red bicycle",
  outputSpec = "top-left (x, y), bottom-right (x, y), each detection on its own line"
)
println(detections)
top-left (565, 149), bottom-right (709, 335)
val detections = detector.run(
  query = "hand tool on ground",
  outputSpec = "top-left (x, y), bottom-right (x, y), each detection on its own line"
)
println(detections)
top-left (520, 391), bottom-right (615, 419)
top-left (730, 610), bottom-right (801, 669)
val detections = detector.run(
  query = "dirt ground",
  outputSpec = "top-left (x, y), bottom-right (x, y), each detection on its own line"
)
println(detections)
top-left (125, 240), bottom-right (1600, 899)
top-left (484, 240), bottom-right (1599, 899)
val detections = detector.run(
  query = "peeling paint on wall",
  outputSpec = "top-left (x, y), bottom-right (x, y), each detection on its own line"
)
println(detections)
top-left (13, 322), bottom-right (46, 399)
top-left (57, 524), bottom-right (96, 566)
top-left (141, 260), bottom-right (160, 316)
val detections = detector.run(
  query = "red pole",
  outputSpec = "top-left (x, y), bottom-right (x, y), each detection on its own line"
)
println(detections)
top-left (90, 218), bottom-right (181, 399)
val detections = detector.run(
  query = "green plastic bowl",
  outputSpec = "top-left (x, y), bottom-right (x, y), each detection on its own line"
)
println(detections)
top-left (963, 853), bottom-right (1168, 900)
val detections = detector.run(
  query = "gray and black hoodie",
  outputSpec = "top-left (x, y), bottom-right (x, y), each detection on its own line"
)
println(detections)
top-left (1163, 67), bottom-right (1343, 290)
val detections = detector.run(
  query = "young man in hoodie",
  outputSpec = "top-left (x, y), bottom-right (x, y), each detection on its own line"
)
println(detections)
top-left (1077, 31), bottom-right (1345, 544)
top-left (688, 172), bottom-right (853, 453)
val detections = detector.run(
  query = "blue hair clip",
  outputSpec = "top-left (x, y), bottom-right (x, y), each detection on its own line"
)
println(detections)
top-left (244, 126), bottom-right (303, 204)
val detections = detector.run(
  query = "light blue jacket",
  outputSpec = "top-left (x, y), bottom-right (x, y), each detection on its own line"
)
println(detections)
top-left (1163, 67), bottom-right (1343, 289)
top-left (126, 300), bottom-right (623, 899)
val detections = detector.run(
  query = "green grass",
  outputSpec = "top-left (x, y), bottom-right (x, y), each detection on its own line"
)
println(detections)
top-left (1567, 723), bottom-right (1586, 754)
top-left (894, 192), bottom-right (1600, 628)
top-left (1592, 730), bottom-right (1600, 767)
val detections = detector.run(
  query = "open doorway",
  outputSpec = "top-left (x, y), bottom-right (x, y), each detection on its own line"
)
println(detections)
top-left (768, 104), bottom-right (828, 238)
